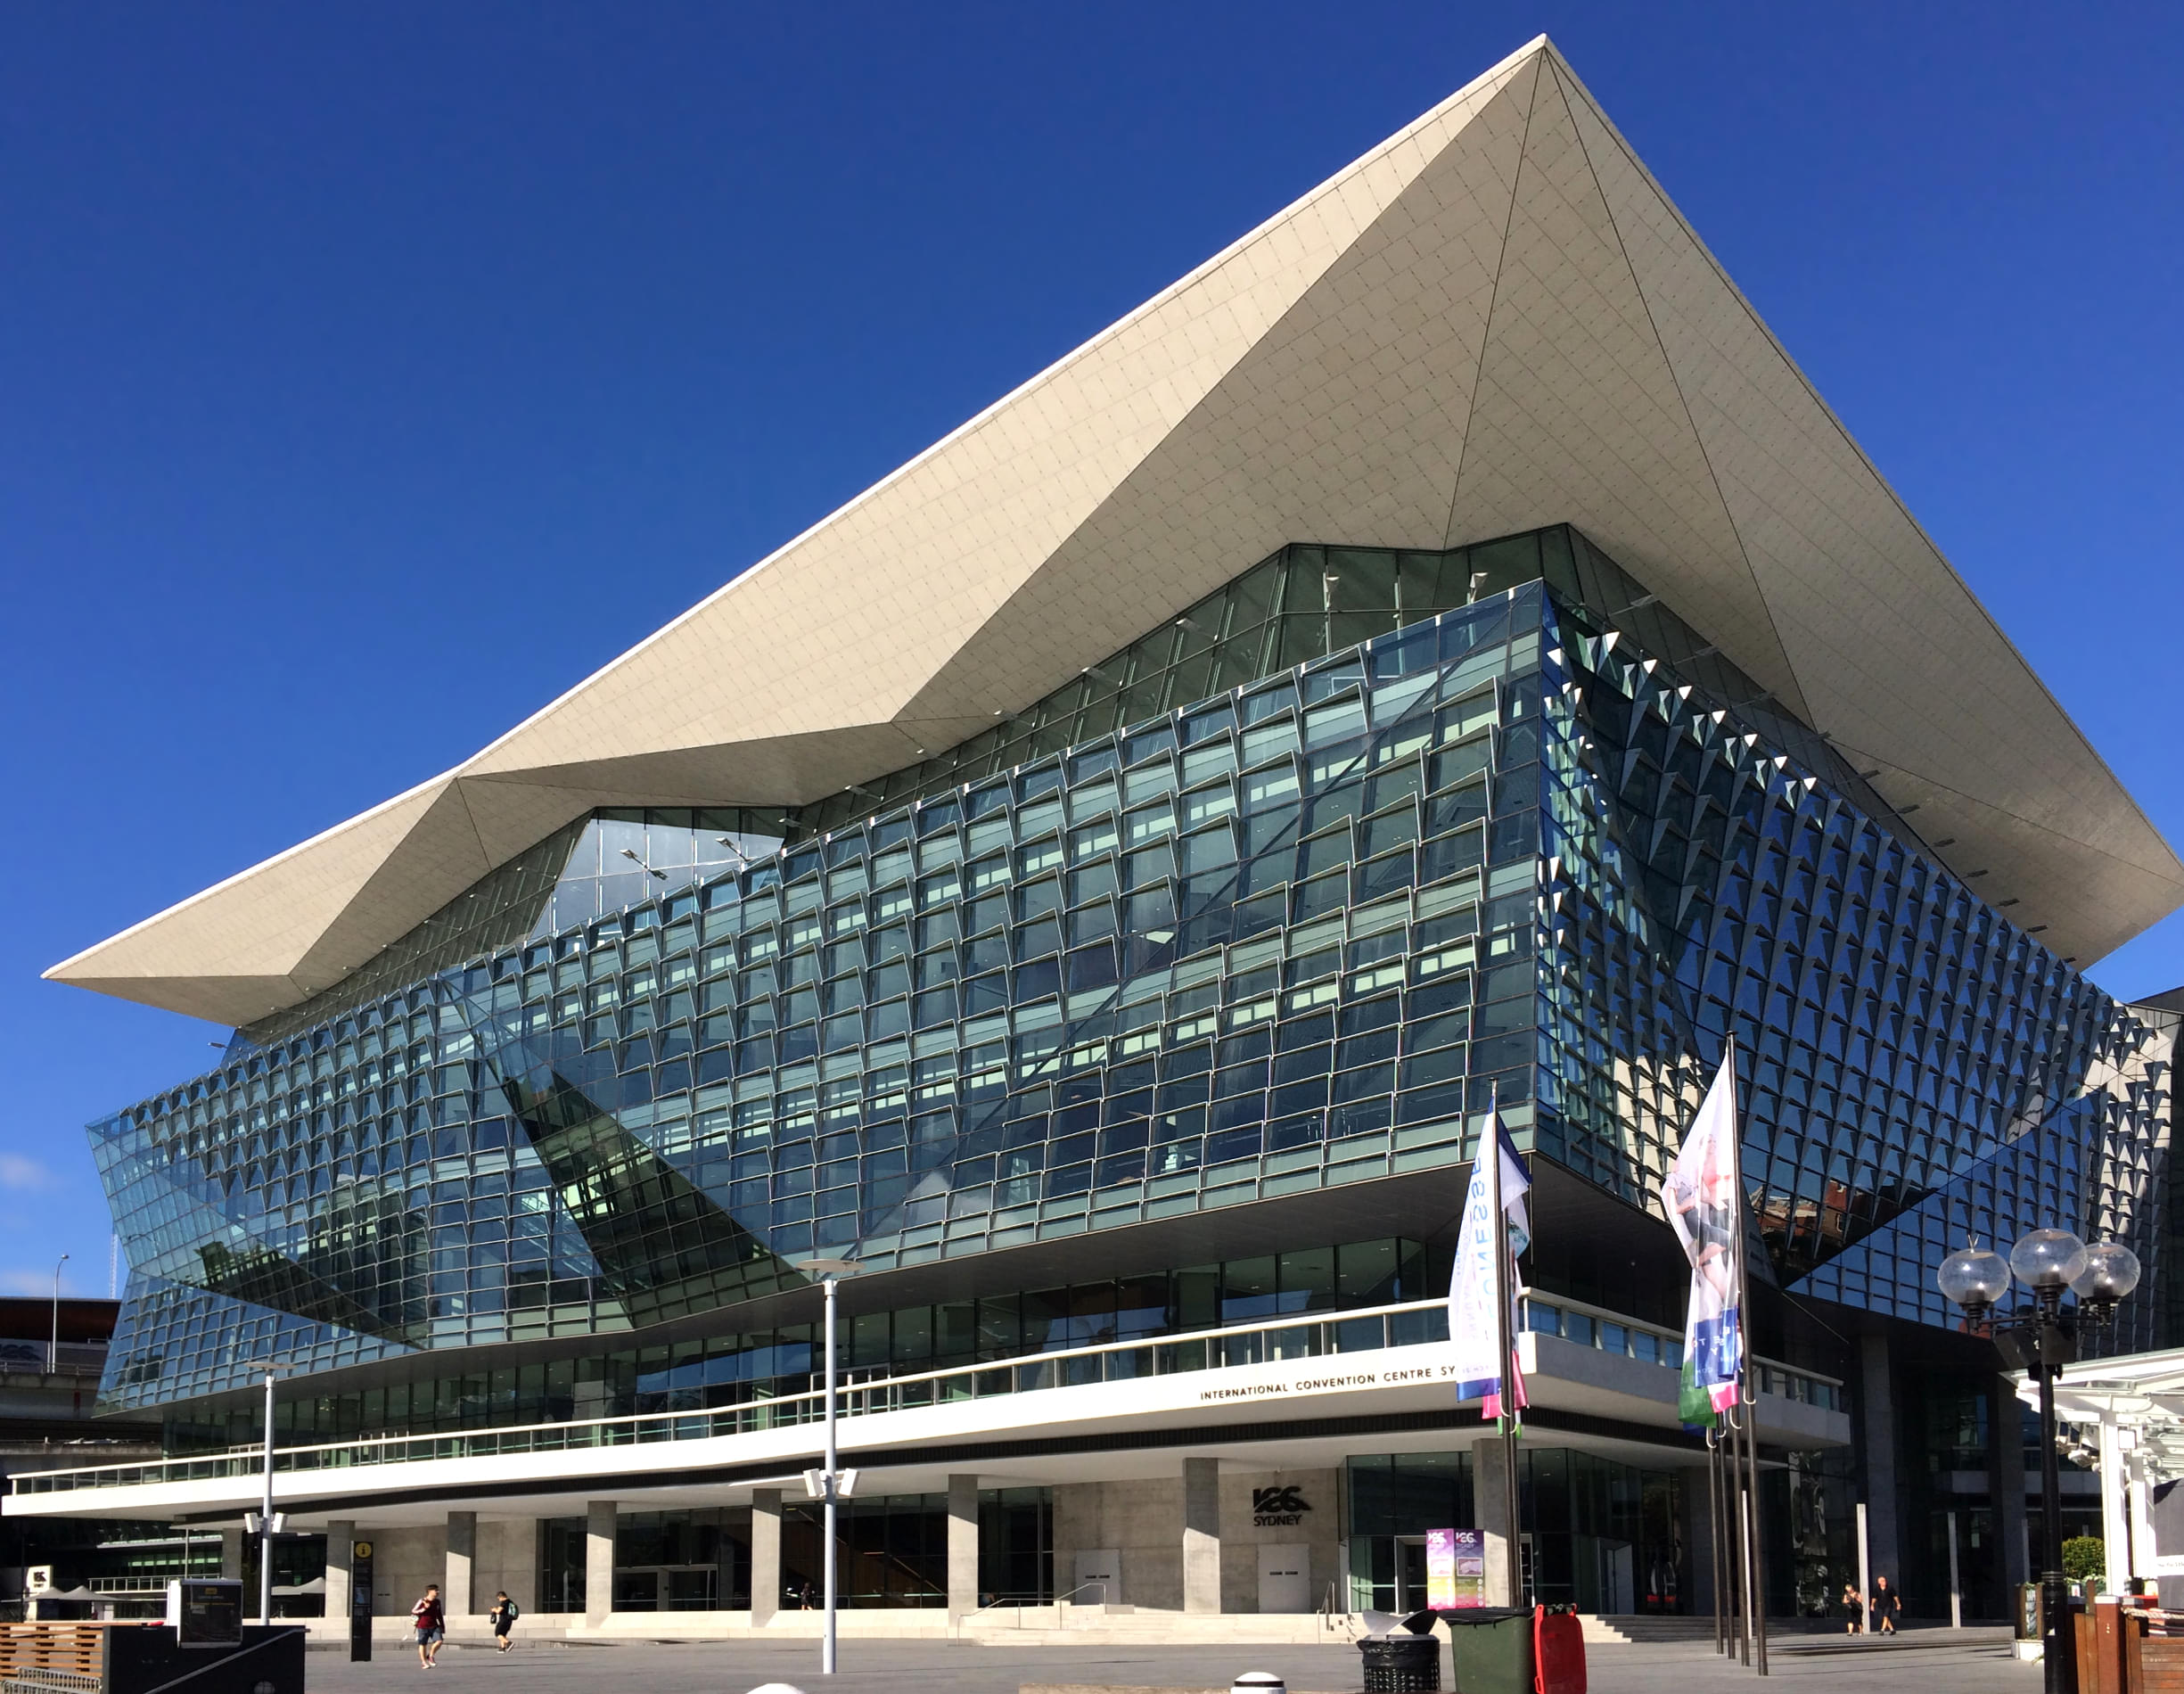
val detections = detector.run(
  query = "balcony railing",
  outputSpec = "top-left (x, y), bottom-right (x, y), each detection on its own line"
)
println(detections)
top-left (12, 1294), bottom-right (1839, 1497)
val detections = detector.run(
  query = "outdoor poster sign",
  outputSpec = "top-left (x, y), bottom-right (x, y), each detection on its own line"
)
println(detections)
top-left (1425, 1527), bottom-right (1486, 1608)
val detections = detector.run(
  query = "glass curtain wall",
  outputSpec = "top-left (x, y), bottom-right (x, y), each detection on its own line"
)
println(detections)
top-left (90, 527), bottom-right (2170, 1420)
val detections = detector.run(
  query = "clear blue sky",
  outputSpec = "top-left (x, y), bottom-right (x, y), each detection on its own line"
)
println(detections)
top-left (4, 3), bottom-right (2179, 1298)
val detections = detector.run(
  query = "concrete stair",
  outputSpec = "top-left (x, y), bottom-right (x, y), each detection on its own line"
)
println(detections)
top-left (1581, 1615), bottom-right (1718, 1644)
top-left (959, 1607), bottom-right (1355, 1646)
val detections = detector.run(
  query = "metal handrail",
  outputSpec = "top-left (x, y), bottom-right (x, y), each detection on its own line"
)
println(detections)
top-left (12, 1296), bottom-right (1448, 1493)
top-left (12, 1290), bottom-right (1838, 1495)
top-left (961, 1578), bottom-right (1111, 1631)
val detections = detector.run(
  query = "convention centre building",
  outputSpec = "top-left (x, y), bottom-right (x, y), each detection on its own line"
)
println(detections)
top-left (12, 37), bottom-right (2180, 1638)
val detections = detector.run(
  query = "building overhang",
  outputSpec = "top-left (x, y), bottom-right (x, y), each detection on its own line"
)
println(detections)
top-left (45, 36), bottom-right (2183, 1026)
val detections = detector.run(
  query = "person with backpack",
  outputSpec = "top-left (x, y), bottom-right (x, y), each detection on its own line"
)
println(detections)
top-left (411, 1582), bottom-right (446, 1668)
top-left (489, 1591), bottom-right (519, 1652)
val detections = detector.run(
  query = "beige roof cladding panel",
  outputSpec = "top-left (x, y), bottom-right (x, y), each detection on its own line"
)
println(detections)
top-left (45, 777), bottom-right (454, 1010)
top-left (459, 47), bottom-right (1548, 785)
top-left (1549, 58), bottom-right (2184, 894)
top-left (1441, 62), bottom-right (1806, 720)
top-left (898, 55), bottom-right (1540, 726)
top-left (43, 37), bottom-right (2183, 1024)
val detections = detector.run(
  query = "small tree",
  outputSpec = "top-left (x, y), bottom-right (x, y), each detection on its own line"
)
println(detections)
top-left (2062, 1536), bottom-right (2106, 1587)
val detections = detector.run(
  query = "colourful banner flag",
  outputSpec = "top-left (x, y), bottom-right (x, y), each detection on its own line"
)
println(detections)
top-left (1448, 1112), bottom-right (1531, 1420)
top-left (1663, 1052), bottom-right (1744, 1419)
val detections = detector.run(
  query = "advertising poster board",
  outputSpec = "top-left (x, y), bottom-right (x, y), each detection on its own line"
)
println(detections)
top-left (1425, 1527), bottom-right (1487, 1608)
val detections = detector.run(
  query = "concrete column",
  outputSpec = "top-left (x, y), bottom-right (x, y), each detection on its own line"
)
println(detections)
top-left (2101, 1420), bottom-right (2132, 1595)
top-left (1857, 1333), bottom-right (1901, 1586)
top-left (1474, 1438), bottom-right (1515, 1605)
top-left (1182, 1458), bottom-right (1221, 1614)
top-left (947, 1474), bottom-right (980, 1620)
top-left (324, 1520), bottom-right (355, 1628)
top-left (502, 1519), bottom-right (542, 1614)
top-left (218, 1527), bottom-right (245, 1582)
top-left (584, 1501), bottom-right (616, 1626)
top-left (445, 1510), bottom-right (477, 1617)
top-left (1992, 1373), bottom-right (2030, 1591)
top-left (750, 1489), bottom-right (781, 1625)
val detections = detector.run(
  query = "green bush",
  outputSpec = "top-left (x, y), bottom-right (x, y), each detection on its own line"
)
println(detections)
top-left (2062, 1537), bottom-right (2106, 1584)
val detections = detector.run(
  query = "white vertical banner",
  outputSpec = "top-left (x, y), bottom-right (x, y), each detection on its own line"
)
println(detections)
top-left (1663, 1051), bottom-right (1744, 1419)
top-left (1448, 1108), bottom-right (1531, 1416)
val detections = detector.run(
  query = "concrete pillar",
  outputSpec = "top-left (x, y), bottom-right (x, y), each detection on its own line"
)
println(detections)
top-left (445, 1510), bottom-right (477, 1617)
top-left (1857, 1333), bottom-right (1901, 1587)
top-left (1183, 1458), bottom-right (1221, 1614)
top-left (1992, 1373), bottom-right (2029, 1591)
top-left (947, 1474), bottom-right (980, 1620)
top-left (2101, 1420), bottom-right (2133, 1595)
top-left (1474, 1438), bottom-right (1515, 1605)
top-left (584, 1501), bottom-right (616, 1626)
top-left (218, 1527), bottom-right (245, 1582)
top-left (750, 1489), bottom-right (781, 1624)
top-left (502, 1519), bottom-right (541, 1614)
top-left (324, 1520), bottom-right (355, 1628)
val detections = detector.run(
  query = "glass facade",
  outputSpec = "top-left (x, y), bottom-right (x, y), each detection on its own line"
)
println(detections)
top-left (1347, 1449), bottom-right (1684, 1615)
top-left (537, 1488), bottom-right (1053, 1614)
top-left (87, 524), bottom-right (2171, 1428)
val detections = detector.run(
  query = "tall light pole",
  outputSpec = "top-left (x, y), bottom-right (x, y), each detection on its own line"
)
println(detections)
top-left (801, 1257), bottom-right (861, 1677)
top-left (244, 1361), bottom-right (291, 1624)
top-left (1939, 1230), bottom-right (2140, 1694)
top-left (47, 1254), bottom-right (68, 1373)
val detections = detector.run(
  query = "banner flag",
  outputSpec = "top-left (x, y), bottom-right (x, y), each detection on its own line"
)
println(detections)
top-left (1448, 1110), bottom-right (1531, 1419)
top-left (1663, 1052), bottom-right (1744, 1419)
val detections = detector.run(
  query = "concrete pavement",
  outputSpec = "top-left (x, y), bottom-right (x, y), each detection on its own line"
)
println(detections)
top-left (302, 1629), bottom-right (2036, 1693)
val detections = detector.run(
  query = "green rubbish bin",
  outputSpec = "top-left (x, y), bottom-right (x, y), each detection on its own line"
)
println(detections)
top-left (1441, 1608), bottom-right (1533, 1694)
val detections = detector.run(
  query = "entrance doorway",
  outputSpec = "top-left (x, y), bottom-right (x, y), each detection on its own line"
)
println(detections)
top-left (612, 1566), bottom-right (718, 1611)
top-left (1257, 1544), bottom-right (1310, 1613)
top-left (1396, 1536), bottom-right (1429, 1611)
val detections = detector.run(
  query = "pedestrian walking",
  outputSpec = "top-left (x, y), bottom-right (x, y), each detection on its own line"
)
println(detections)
top-left (411, 1583), bottom-right (446, 1668)
top-left (488, 1590), bottom-right (519, 1652)
top-left (1870, 1575), bottom-right (1901, 1636)
top-left (1841, 1579), bottom-right (1864, 1633)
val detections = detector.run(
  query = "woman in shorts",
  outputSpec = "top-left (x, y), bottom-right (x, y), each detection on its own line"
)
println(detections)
top-left (411, 1583), bottom-right (445, 1668)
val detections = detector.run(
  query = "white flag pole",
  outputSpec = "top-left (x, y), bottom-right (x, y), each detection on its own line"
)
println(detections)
top-left (1725, 1033), bottom-right (1768, 1676)
top-left (1487, 1087), bottom-right (1523, 1608)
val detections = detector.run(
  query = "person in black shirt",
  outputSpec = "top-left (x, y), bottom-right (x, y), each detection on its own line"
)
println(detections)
top-left (488, 1591), bottom-right (519, 1652)
top-left (1870, 1575), bottom-right (1901, 1636)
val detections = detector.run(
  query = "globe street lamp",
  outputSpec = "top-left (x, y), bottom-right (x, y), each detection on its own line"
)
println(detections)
top-left (1938, 1230), bottom-right (2140, 1694)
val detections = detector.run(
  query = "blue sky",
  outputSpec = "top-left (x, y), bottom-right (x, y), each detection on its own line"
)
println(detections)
top-left (3, 2), bottom-right (2179, 1296)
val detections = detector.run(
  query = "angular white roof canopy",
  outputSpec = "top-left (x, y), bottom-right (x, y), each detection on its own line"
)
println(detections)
top-left (48, 37), bottom-right (2184, 1026)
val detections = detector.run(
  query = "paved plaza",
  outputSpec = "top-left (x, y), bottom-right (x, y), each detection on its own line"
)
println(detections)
top-left (301, 1630), bottom-right (2036, 1694)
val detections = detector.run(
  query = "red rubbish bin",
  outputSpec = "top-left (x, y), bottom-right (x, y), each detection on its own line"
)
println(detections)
top-left (1533, 1606), bottom-right (1586, 1694)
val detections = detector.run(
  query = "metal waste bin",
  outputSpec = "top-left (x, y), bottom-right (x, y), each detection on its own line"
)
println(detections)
top-left (1441, 1608), bottom-right (1533, 1694)
top-left (1357, 1632), bottom-right (1441, 1693)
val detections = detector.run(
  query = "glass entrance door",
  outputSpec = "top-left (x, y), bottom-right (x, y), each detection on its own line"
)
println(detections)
top-left (613, 1566), bottom-right (718, 1612)
top-left (1396, 1537), bottom-right (1430, 1611)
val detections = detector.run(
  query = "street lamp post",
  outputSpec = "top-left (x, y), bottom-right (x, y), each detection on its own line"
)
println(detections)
top-left (1938, 1230), bottom-right (2140, 1694)
top-left (242, 1361), bottom-right (291, 1624)
top-left (801, 1257), bottom-right (861, 1677)
top-left (48, 1255), bottom-right (68, 1374)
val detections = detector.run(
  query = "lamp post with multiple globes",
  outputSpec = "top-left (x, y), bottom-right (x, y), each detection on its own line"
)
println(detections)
top-left (1937, 1229), bottom-right (2140, 1694)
